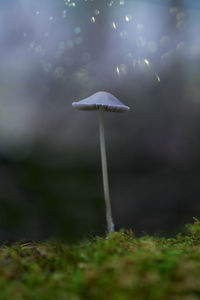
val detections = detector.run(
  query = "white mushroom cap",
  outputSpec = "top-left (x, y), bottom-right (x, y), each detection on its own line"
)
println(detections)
top-left (72, 91), bottom-right (130, 112)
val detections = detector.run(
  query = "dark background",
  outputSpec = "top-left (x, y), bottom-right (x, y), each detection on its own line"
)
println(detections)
top-left (0, 0), bottom-right (200, 242)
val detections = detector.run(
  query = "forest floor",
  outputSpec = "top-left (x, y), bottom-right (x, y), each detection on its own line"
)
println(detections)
top-left (1, 219), bottom-right (200, 300)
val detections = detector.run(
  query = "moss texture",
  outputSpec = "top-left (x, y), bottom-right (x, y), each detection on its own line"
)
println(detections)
top-left (1, 219), bottom-right (200, 300)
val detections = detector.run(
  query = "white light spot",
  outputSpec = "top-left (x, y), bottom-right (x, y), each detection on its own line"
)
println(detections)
top-left (136, 58), bottom-right (149, 72)
top-left (116, 64), bottom-right (128, 76)
top-left (90, 16), bottom-right (96, 23)
top-left (125, 14), bottom-right (132, 22)
top-left (107, 1), bottom-right (114, 7)
top-left (49, 16), bottom-right (54, 21)
top-left (112, 22), bottom-right (117, 29)
top-left (94, 9), bottom-right (100, 15)
top-left (155, 73), bottom-right (161, 82)
top-left (120, 0), bottom-right (125, 5)
top-left (64, 0), bottom-right (69, 6)
top-left (36, 11), bottom-right (40, 15)
top-left (144, 59), bottom-right (150, 66)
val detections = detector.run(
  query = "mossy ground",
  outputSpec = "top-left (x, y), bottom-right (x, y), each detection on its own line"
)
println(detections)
top-left (1, 220), bottom-right (200, 300)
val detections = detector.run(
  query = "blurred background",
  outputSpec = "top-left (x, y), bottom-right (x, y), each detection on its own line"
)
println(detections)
top-left (0, 0), bottom-right (200, 242)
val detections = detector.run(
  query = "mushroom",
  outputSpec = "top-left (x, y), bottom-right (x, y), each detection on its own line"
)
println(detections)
top-left (72, 91), bottom-right (130, 233)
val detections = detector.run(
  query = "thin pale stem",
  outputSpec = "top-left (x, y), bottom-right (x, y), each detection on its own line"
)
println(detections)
top-left (99, 108), bottom-right (114, 233)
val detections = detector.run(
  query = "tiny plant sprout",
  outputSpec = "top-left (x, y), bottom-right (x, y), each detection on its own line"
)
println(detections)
top-left (72, 91), bottom-right (130, 233)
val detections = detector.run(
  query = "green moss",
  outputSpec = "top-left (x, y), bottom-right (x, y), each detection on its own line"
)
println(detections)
top-left (1, 219), bottom-right (200, 299)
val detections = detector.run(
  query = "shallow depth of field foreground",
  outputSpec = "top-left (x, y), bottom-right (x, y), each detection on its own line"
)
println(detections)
top-left (1, 219), bottom-right (200, 300)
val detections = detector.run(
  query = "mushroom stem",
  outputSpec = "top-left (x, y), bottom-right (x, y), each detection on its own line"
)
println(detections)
top-left (99, 107), bottom-right (114, 233)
